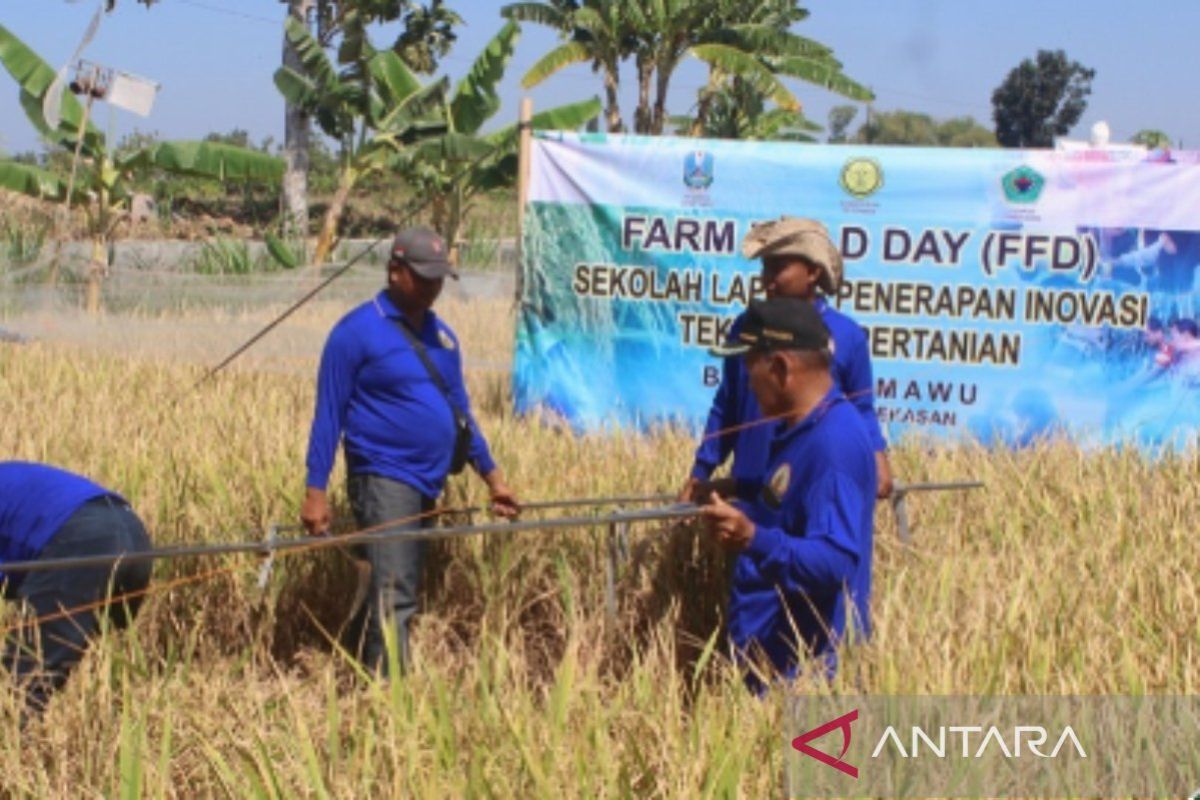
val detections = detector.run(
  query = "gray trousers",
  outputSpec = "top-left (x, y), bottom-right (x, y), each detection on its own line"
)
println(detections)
top-left (346, 473), bottom-right (434, 675)
top-left (3, 496), bottom-right (152, 712)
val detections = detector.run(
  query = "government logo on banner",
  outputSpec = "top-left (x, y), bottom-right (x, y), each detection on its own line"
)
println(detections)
top-left (683, 150), bottom-right (714, 189)
top-left (1001, 165), bottom-right (1045, 204)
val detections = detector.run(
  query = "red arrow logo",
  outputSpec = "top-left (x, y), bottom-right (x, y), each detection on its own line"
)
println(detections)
top-left (791, 708), bottom-right (859, 778)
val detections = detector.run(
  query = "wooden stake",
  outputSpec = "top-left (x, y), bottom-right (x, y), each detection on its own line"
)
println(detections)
top-left (515, 96), bottom-right (533, 307)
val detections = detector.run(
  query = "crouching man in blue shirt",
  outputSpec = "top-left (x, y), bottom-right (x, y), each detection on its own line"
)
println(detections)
top-left (1, 462), bottom-right (152, 713)
top-left (700, 297), bottom-right (875, 688)
top-left (301, 226), bottom-right (520, 675)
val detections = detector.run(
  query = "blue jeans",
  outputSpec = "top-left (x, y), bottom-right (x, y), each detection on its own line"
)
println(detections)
top-left (3, 496), bottom-right (152, 711)
top-left (346, 473), bottom-right (434, 675)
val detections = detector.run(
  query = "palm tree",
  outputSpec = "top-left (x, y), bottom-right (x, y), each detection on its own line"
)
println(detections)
top-left (280, 1), bottom-right (462, 238)
top-left (505, 0), bottom-right (873, 137)
top-left (274, 14), bottom-right (448, 266)
top-left (639, 0), bottom-right (873, 136)
top-left (396, 22), bottom-right (601, 258)
top-left (502, 0), bottom-right (634, 132)
top-left (282, 0), bottom-right (313, 238)
top-left (672, 77), bottom-right (822, 142)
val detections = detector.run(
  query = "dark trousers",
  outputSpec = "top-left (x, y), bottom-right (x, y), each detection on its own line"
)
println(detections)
top-left (346, 473), bottom-right (434, 675)
top-left (3, 496), bottom-right (152, 711)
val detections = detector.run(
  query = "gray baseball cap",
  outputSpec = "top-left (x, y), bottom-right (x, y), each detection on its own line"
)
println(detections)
top-left (742, 216), bottom-right (843, 294)
top-left (390, 226), bottom-right (458, 280)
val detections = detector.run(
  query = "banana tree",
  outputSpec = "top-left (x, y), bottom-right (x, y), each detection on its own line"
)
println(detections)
top-left (671, 76), bottom-right (824, 141)
top-left (0, 24), bottom-right (283, 311)
top-left (396, 21), bottom-right (601, 261)
top-left (503, 1), bottom-right (632, 133)
top-left (274, 12), bottom-right (448, 267)
top-left (627, 0), bottom-right (875, 135)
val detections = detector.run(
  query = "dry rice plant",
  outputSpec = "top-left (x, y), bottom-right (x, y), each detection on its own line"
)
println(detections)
top-left (0, 296), bottom-right (1197, 796)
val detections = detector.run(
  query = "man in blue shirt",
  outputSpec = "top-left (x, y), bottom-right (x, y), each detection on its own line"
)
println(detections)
top-left (700, 298), bottom-right (876, 686)
top-left (1, 462), bottom-right (152, 712)
top-left (684, 217), bottom-right (892, 501)
top-left (301, 226), bottom-right (520, 674)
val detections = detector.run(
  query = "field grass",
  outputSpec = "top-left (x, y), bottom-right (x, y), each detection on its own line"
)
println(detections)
top-left (0, 295), bottom-right (1198, 796)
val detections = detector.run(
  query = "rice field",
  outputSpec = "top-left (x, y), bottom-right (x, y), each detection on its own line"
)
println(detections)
top-left (0, 292), bottom-right (1198, 797)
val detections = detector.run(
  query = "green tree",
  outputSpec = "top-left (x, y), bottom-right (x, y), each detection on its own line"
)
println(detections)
top-left (672, 77), bottom-right (820, 141)
top-left (852, 110), bottom-right (996, 147)
top-left (396, 21), bottom-right (601, 258)
top-left (507, 1), bottom-right (871, 136)
top-left (1131, 129), bottom-right (1172, 150)
top-left (936, 116), bottom-right (997, 148)
top-left (281, 1), bottom-right (461, 237)
top-left (0, 24), bottom-right (282, 310)
top-left (991, 49), bottom-right (1095, 148)
top-left (827, 104), bottom-right (857, 143)
top-left (503, 0), bottom-right (633, 132)
top-left (274, 13), bottom-right (448, 266)
top-left (675, 0), bottom-right (872, 137)
top-left (854, 109), bottom-right (938, 145)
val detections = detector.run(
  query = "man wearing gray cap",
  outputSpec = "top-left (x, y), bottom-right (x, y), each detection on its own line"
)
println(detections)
top-left (684, 216), bottom-right (893, 503)
top-left (301, 226), bottom-right (520, 674)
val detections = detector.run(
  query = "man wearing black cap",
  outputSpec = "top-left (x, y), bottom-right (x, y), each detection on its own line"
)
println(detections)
top-left (700, 297), bottom-right (875, 687)
top-left (301, 226), bottom-right (520, 674)
top-left (684, 216), bottom-right (893, 503)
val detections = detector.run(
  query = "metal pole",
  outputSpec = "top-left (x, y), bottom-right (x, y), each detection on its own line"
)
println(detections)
top-left (63, 66), bottom-right (97, 221)
top-left (0, 504), bottom-right (700, 575)
top-left (605, 516), bottom-right (618, 622)
top-left (461, 493), bottom-right (674, 517)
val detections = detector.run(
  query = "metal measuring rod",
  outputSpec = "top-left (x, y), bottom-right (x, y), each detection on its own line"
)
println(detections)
top-left (890, 480), bottom-right (985, 543)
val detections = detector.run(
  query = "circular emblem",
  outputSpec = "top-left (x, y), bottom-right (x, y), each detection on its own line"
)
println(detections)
top-left (438, 329), bottom-right (456, 350)
top-left (840, 157), bottom-right (884, 199)
top-left (768, 463), bottom-right (792, 502)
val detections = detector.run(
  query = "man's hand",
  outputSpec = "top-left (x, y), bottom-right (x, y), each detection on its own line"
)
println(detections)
top-left (700, 491), bottom-right (755, 552)
top-left (300, 487), bottom-right (332, 537)
top-left (483, 469), bottom-right (521, 519)
top-left (679, 476), bottom-right (737, 503)
top-left (875, 451), bottom-right (895, 500)
top-left (678, 476), bottom-right (702, 503)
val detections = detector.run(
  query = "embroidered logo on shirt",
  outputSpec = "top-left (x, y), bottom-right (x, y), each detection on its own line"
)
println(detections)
top-left (762, 463), bottom-right (791, 509)
top-left (438, 329), bottom-right (456, 350)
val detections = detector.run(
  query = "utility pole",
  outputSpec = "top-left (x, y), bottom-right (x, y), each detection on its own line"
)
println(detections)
top-left (281, 0), bottom-right (314, 239)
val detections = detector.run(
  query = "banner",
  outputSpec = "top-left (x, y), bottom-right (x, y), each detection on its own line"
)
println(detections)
top-left (514, 132), bottom-right (1200, 449)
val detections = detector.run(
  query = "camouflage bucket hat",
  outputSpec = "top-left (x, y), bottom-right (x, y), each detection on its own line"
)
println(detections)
top-left (741, 216), bottom-right (843, 294)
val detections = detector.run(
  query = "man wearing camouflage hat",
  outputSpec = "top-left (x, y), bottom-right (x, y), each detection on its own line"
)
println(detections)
top-left (301, 226), bottom-right (520, 675)
top-left (683, 216), bottom-right (893, 503)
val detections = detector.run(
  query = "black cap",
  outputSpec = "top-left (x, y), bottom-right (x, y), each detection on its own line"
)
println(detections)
top-left (390, 226), bottom-right (458, 280)
top-left (709, 297), bottom-right (831, 357)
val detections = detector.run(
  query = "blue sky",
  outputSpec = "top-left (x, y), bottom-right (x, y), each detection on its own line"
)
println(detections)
top-left (1, 0), bottom-right (1196, 154)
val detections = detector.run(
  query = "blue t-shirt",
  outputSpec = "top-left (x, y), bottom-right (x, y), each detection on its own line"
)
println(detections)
top-left (692, 297), bottom-right (885, 490)
top-left (0, 462), bottom-right (116, 582)
top-left (727, 388), bottom-right (876, 681)
top-left (305, 291), bottom-right (496, 498)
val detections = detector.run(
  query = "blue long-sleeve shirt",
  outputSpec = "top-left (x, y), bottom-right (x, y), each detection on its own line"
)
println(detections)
top-left (727, 388), bottom-right (876, 680)
top-left (0, 462), bottom-right (119, 585)
top-left (305, 291), bottom-right (496, 499)
top-left (692, 297), bottom-right (885, 490)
